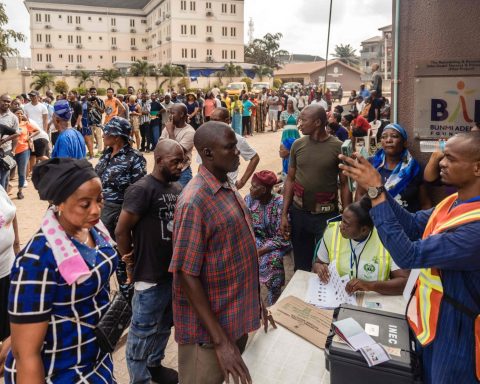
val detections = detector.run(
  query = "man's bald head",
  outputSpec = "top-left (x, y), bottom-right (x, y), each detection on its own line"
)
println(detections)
top-left (171, 103), bottom-right (187, 115)
top-left (304, 104), bottom-right (327, 127)
top-left (153, 138), bottom-right (184, 182)
top-left (210, 107), bottom-right (230, 124)
top-left (449, 132), bottom-right (480, 162)
top-left (194, 121), bottom-right (233, 154)
top-left (154, 138), bottom-right (183, 160)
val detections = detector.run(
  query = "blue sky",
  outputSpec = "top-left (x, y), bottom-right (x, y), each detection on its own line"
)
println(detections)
top-left (5, 0), bottom-right (392, 58)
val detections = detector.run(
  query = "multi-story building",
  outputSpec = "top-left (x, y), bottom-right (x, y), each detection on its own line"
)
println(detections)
top-left (24, 0), bottom-right (244, 71)
top-left (359, 24), bottom-right (392, 81)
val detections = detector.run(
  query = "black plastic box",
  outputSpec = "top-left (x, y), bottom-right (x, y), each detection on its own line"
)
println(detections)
top-left (325, 304), bottom-right (422, 384)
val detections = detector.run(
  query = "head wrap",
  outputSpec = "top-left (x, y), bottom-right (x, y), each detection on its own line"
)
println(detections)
top-left (383, 123), bottom-right (408, 141)
top-left (252, 170), bottom-right (278, 188)
top-left (53, 99), bottom-right (72, 121)
top-left (32, 158), bottom-right (99, 205)
top-left (102, 116), bottom-right (132, 141)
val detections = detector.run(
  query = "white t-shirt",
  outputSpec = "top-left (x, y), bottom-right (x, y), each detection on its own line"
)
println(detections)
top-left (311, 98), bottom-right (329, 110)
top-left (24, 102), bottom-right (48, 130)
top-left (196, 133), bottom-right (257, 184)
top-left (28, 119), bottom-right (50, 142)
top-left (0, 186), bottom-right (16, 278)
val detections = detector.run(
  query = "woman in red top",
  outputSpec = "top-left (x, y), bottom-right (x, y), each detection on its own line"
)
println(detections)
top-left (203, 92), bottom-right (216, 122)
top-left (12, 108), bottom-right (39, 199)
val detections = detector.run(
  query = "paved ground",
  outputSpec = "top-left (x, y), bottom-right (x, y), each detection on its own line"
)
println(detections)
top-left (7, 127), bottom-right (294, 383)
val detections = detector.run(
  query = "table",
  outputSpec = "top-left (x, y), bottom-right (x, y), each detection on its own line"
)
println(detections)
top-left (241, 270), bottom-right (408, 384)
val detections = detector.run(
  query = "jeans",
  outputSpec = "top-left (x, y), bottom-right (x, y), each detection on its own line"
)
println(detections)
top-left (126, 283), bottom-right (173, 384)
top-left (150, 119), bottom-right (161, 148)
top-left (290, 204), bottom-right (338, 271)
top-left (15, 150), bottom-right (30, 188)
top-left (178, 166), bottom-right (192, 188)
top-left (0, 168), bottom-right (9, 190)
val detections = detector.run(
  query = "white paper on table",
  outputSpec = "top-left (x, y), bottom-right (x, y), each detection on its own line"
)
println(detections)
top-left (333, 317), bottom-right (376, 351)
top-left (403, 269), bottom-right (421, 300)
top-left (360, 343), bottom-right (391, 367)
top-left (306, 263), bottom-right (357, 309)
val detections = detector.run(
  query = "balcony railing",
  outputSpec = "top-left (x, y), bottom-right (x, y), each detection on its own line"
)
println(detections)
top-left (360, 51), bottom-right (381, 59)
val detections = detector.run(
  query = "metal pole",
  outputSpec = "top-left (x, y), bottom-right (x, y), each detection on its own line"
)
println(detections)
top-left (323, 0), bottom-right (333, 93)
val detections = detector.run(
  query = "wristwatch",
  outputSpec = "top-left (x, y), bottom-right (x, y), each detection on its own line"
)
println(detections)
top-left (367, 185), bottom-right (386, 199)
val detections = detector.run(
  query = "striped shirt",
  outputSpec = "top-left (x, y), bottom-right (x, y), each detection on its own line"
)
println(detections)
top-left (169, 165), bottom-right (261, 344)
top-left (139, 99), bottom-right (151, 125)
top-left (5, 228), bottom-right (118, 384)
top-left (370, 192), bottom-right (480, 384)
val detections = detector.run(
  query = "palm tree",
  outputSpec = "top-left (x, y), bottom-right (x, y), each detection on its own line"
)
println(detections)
top-left (0, 2), bottom-right (26, 71)
top-left (130, 60), bottom-right (156, 90)
top-left (252, 65), bottom-right (273, 81)
top-left (159, 64), bottom-right (185, 86)
top-left (99, 68), bottom-right (122, 88)
top-left (74, 70), bottom-right (94, 87)
top-left (332, 44), bottom-right (360, 67)
top-left (30, 72), bottom-right (55, 92)
top-left (223, 62), bottom-right (244, 82)
top-left (213, 71), bottom-right (224, 86)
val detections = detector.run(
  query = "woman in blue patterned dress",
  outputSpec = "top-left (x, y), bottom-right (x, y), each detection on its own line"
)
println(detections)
top-left (245, 170), bottom-right (291, 306)
top-left (4, 158), bottom-right (118, 383)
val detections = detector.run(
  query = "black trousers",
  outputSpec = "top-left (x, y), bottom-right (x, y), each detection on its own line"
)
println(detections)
top-left (242, 116), bottom-right (251, 136)
top-left (290, 205), bottom-right (338, 271)
top-left (139, 122), bottom-right (150, 151)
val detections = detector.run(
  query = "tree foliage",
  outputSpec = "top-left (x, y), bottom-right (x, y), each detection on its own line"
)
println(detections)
top-left (130, 60), bottom-right (156, 89)
top-left (54, 80), bottom-right (69, 94)
top-left (99, 69), bottom-right (122, 88)
top-left (0, 3), bottom-right (26, 71)
top-left (245, 33), bottom-right (289, 69)
top-left (74, 70), bottom-right (93, 87)
top-left (331, 44), bottom-right (360, 67)
top-left (159, 64), bottom-right (186, 86)
top-left (252, 65), bottom-right (273, 81)
top-left (30, 72), bottom-right (55, 92)
top-left (223, 62), bottom-right (244, 81)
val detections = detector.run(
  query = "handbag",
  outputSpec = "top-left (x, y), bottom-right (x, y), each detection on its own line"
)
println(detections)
top-left (95, 290), bottom-right (133, 353)
top-left (0, 149), bottom-right (16, 171)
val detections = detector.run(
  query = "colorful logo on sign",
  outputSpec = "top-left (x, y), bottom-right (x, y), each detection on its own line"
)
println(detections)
top-left (431, 81), bottom-right (480, 123)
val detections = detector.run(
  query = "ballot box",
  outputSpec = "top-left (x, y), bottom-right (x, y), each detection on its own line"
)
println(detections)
top-left (325, 305), bottom-right (422, 384)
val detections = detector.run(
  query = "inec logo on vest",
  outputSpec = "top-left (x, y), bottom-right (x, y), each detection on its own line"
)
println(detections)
top-left (364, 263), bottom-right (376, 274)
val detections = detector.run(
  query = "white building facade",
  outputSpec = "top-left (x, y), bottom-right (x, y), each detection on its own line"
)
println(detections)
top-left (24, 0), bottom-right (244, 71)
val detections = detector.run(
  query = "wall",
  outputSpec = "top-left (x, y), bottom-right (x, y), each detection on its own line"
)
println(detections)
top-left (394, 0), bottom-right (480, 163)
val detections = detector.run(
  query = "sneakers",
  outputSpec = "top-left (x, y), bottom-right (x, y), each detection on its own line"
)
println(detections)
top-left (22, 181), bottom-right (28, 188)
top-left (148, 365), bottom-right (178, 384)
top-left (17, 191), bottom-right (24, 200)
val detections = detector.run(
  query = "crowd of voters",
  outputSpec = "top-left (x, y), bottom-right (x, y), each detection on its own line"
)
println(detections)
top-left (0, 64), bottom-right (479, 384)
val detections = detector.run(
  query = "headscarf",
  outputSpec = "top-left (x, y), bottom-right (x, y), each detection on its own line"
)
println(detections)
top-left (32, 158), bottom-right (98, 205)
top-left (53, 99), bottom-right (72, 121)
top-left (281, 137), bottom-right (298, 175)
top-left (252, 170), bottom-right (278, 188)
top-left (370, 123), bottom-right (420, 198)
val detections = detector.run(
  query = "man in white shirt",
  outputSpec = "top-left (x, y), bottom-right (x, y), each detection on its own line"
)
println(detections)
top-left (23, 90), bottom-right (48, 132)
top-left (310, 92), bottom-right (328, 110)
top-left (0, 94), bottom-right (20, 190)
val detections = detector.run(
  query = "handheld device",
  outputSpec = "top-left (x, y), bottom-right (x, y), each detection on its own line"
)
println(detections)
top-left (341, 140), bottom-right (355, 192)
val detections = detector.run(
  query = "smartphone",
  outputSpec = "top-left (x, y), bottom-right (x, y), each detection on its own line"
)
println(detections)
top-left (341, 140), bottom-right (355, 192)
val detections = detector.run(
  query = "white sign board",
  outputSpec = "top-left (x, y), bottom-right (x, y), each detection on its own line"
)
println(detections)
top-left (414, 77), bottom-right (480, 139)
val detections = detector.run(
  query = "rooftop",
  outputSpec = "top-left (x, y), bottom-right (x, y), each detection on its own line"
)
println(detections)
top-left (274, 60), bottom-right (361, 76)
top-left (361, 36), bottom-right (383, 44)
top-left (25, 0), bottom-right (151, 9)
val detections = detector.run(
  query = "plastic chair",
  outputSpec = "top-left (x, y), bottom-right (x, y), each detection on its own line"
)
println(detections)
top-left (366, 120), bottom-right (382, 154)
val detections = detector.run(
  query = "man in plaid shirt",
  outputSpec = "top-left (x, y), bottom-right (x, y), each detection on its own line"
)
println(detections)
top-left (169, 121), bottom-right (263, 384)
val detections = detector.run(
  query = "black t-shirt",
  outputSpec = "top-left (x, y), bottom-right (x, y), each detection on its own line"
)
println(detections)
top-left (150, 101), bottom-right (164, 114)
top-left (69, 100), bottom-right (83, 127)
top-left (122, 174), bottom-right (181, 283)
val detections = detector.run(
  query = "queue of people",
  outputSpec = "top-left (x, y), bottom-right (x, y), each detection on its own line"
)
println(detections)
top-left (0, 75), bottom-right (479, 384)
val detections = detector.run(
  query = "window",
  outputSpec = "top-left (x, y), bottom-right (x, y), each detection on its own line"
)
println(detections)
top-left (68, 35), bottom-right (73, 44)
top-left (88, 36), bottom-right (92, 40)
top-left (46, 54), bottom-right (52, 62)
top-left (35, 14), bottom-right (41, 22)
top-left (100, 55), bottom-right (103, 59)
top-left (231, 4), bottom-right (236, 13)
top-left (181, 48), bottom-right (187, 58)
top-left (206, 25), bottom-right (212, 34)
top-left (191, 48), bottom-right (197, 58)
top-left (131, 38), bottom-right (136, 46)
top-left (231, 27), bottom-right (236, 37)
top-left (206, 2), bottom-right (212, 8)
top-left (230, 50), bottom-right (236, 59)
top-left (68, 54), bottom-right (74, 63)
top-left (99, 36), bottom-right (103, 41)
top-left (222, 27), bottom-right (227, 36)
top-left (111, 37), bottom-right (116, 45)
top-left (142, 56), bottom-right (147, 60)
top-left (221, 3), bottom-right (227, 13)
top-left (99, 17), bottom-right (102, 21)
top-left (111, 18), bottom-right (116, 26)
top-left (77, 54), bottom-right (82, 63)
top-left (88, 16), bottom-right (91, 21)
top-left (180, 1), bottom-right (187, 10)
top-left (36, 34), bottom-right (42, 43)
top-left (59, 54), bottom-right (63, 58)
top-left (88, 55), bottom-right (92, 59)
top-left (36, 53), bottom-right (42, 62)
top-left (67, 15), bottom-right (73, 23)
top-left (181, 25), bottom-right (187, 35)
top-left (190, 25), bottom-right (196, 35)
top-left (190, 1), bottom-right (196, 11)
top-left (130, 19), bottom-right (135, 27)
top-left (141, 19), bottom-right (147, 24)
top-left (58, 35), bottom-right (62, 39)
top-left (112, 56), bottom-right (117, 63)
top-left (46, 34), bottom-right (51, 42)
top-left (45, 14), bottom-right (50, 22)
top-left (131, 56), bottom-right (137, 61)
top-left (222, 50), bottom-right (227, 59)
top-left (76, 36), bottom-right (82, 44)
top-left (206, 49), bottom-right (212, 56)
top-left (58, 15), bottom-right (61, 19)
top-left (75, 16), bottom-right (81, 24)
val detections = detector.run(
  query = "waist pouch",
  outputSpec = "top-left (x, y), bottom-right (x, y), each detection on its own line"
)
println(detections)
top-left (293, 182), bottom-right (337, 214)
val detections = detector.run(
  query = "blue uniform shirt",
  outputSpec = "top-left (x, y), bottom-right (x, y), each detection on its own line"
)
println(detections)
top-left (51, 128), bottom-right (86, 159)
